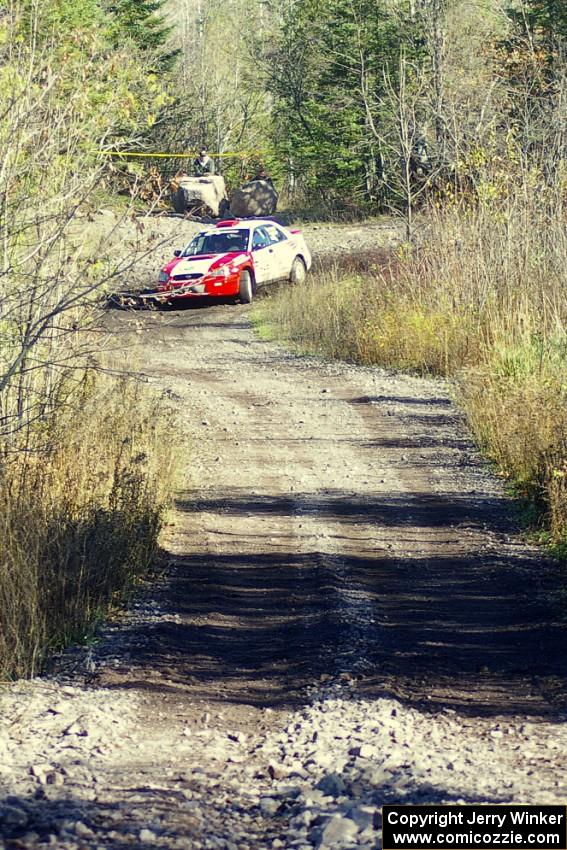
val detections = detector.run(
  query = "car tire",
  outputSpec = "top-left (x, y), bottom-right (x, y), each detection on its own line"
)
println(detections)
top-left (290, 256), bottom-right (307, 285)
top-left (238, 270), bottom-right (253, 304)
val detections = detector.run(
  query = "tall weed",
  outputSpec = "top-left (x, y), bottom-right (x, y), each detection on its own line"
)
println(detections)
top-left (0, 375), bottom-right (176, 680)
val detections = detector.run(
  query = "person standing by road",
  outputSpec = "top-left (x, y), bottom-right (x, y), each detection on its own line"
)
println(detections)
top-left (254, 165), bottom-right (274, 187)
top-left (193, 148), bottom-right (215, 177)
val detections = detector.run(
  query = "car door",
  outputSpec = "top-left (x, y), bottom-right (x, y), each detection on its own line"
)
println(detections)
top-left (251, 226), bottom-right (278, 284)
top-left (262, 224), bottom-right (292, 279)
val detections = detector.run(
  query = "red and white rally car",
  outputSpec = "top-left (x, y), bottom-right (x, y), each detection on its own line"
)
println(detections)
top-left (156, 219), bottom-right (312, 304)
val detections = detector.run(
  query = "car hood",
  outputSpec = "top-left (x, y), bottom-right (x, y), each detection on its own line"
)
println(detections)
top-left (163, 252), bottom-right (248, 276)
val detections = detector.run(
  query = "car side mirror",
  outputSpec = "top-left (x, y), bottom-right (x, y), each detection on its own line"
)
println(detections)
top-left (173, 249), bottom-right (182, 257)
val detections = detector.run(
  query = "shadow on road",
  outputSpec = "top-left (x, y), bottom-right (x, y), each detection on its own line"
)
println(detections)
top-left (175, 487), bottom-right (512, 532)
top-left (97, 485), bottom-right (567, 719)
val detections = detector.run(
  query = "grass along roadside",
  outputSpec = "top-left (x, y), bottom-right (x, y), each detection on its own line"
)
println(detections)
top-left (252, 202), bottom-right (567, 549)
top-left (0, 374), bottom-right (177, 680)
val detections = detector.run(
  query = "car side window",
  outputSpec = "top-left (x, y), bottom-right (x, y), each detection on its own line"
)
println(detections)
top-left (252, 227), bottom-right (270, 250)
top-left (264, 225), bottom-right (287, 245)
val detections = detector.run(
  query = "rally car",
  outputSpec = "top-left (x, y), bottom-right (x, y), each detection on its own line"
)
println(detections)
top-left (156, 219), bottom-right (312, 304)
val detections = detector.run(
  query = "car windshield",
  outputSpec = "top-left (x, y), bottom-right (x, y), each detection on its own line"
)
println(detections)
top-left (183, 229), bottom-right (249, 256)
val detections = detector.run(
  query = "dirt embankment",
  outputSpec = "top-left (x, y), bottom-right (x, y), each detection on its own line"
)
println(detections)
top-left (1, 217), bottom-right (567, 850)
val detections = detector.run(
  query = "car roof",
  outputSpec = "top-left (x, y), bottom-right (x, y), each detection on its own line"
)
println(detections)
top-left (195, 221), bottom-right (287, 238)
top-left (213, 219), bottom-right (285, 230)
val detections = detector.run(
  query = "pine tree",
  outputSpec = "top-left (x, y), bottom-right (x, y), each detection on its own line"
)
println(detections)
top-left (103, 0), bottom-right (177, 67)
top-left (267, 0), bottom-right (422, 210)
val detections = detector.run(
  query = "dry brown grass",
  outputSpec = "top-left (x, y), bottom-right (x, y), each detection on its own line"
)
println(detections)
top-left (0, 374), bottom-right (176, 680)
top-left (256, 192), bottom-right (567, 543)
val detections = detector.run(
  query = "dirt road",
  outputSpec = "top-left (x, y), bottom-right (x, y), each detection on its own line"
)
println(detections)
top-left (2, 225), bottom-right (567, 850)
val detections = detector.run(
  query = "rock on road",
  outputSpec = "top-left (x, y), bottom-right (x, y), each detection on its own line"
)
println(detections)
top-left (2, 220), bottom-right (567, 850)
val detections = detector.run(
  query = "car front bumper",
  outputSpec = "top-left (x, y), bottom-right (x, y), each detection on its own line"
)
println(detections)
top-left (157, 273), bottom-right (241, 299)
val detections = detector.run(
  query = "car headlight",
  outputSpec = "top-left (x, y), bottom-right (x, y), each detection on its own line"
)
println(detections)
top-left (158, 270), bottom-right (169, 283)
top-left (208, 266), bottom-right (229, 279)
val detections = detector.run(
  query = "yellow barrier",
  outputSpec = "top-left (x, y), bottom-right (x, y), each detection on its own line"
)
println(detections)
top-left (104, 150), bottom-right (267, 159)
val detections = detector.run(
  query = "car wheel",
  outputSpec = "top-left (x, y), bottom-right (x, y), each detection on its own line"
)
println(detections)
top-left (290, 256), bottom-right (307, 285)
top-left (238, 270), bottom-right (253, 304)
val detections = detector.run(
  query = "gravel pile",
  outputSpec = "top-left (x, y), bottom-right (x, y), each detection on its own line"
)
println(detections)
top-left (260, 678), bottom-right (567, 849)
top-left (0, 680), bottom-right (139, 847)
top-left (2, 670), bottom-right (567, 849)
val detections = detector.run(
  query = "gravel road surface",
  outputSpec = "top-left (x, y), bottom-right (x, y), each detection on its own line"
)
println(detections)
top-left (1, 218), bottom-right (567, 850)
